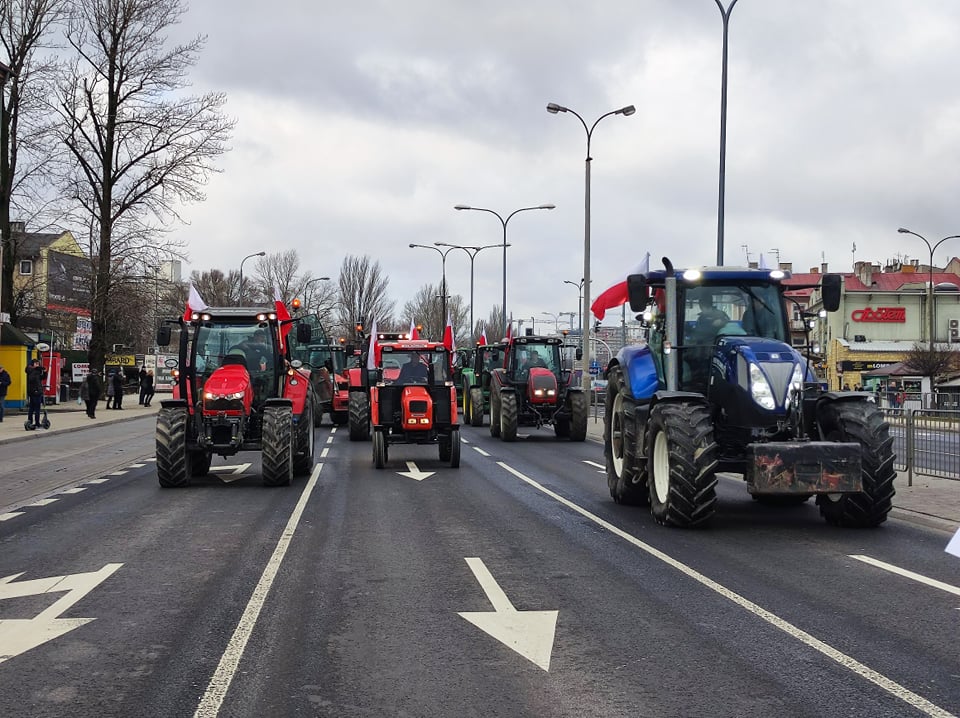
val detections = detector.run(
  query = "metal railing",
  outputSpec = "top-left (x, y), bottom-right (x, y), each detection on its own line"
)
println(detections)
top-left (879, 406), bottom-right (960, 484)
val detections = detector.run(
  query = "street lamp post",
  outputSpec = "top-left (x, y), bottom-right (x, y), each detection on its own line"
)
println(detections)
top-left (302, 276), bottom-right (330, 315)
top-left (0, 60), bottom-right (14, 321)
top-left (409, 243), bottom-right (458, 329)
top-left (897, 228), bottom-right (960, 347)
top-left (238, 251), bottom-right (266, 305)
top-left (454, 203), bottom-right (555, 334)
top-left (714, 0), bottom-right (740, 266)
top-left (564, 278), bottom-right (585, 337)
top-left (541, 311), bottom-right (560, 334)
top-left (435, 241), bottom-right (506, 343)
top-left (547, 101), bottom-right (635, 391)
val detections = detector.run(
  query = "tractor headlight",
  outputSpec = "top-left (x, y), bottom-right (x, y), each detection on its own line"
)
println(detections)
top-left (749, 363), bottom-right (776, 410)
top-left (789, 363), bottom-right (804, 396)
top-left (534, 388), bottom-right (543, 397)
top-left (204, 391), bottom-right (244, 401)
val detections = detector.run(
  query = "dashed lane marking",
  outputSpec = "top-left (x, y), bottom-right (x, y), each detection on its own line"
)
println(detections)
top-left (28, 499), bottom-right (58, 507)
top-left (326, 436), bottom-right (334, 445)
top-left (0, 513), bottom-right (24, 522)
top-left (86, 479), bottom-right (109, 484)
top-left (496, 460), bottom-right (955, 718)
top-left (60, 488), bottom-right (86, 495)
top-left (582, 460), bottom-right (604, 470)
top-left (473, 447), bottom-right (490, 457)
top-left (128, 463), bottom-right (146, 468)
top-left (107, 471), bottom-right (127, 476)
top-left (320, 448), bottom-right (329, 458)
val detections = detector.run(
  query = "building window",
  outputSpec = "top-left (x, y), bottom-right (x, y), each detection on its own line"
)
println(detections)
top-left (19, 259), bottom-right (32, 275)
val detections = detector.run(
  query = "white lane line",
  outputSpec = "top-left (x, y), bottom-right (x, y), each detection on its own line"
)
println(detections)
top-left (496, 461), bottom-right (953, 718)
top-left (0, 513), bottom-right (24, 522)
top-left (582, 460), bottom-right (604, 470)
top-left (143, 458), bottom-right (157, 463)
top-left (107, 471), bottom-right (128, 476)
top-left (86, 479), bottom-right (109, 485)
top-left (330, 427), bottom-right (337, 434)
top-left (28, 499), bottom-right (58, 507)
top-left (460, 436), bottom-right (470, 444)
top-left (320, 448), bottom-right (329, 458)
top-left (128, 463), bottom-right (146, 468)
top-left (194, 462), bottom-right (325, 718)
top-left (850, 555), bottom-right (960, 598)
top-left (60, 488), bottom-right (86, 495)
top-left (473, 447), bottom-right (490, 457)
top-left (326, 436), bottom-right (334, 445)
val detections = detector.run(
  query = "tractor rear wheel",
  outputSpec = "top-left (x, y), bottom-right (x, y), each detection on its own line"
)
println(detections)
top-left (815, 400), bottom-right (895, 527)
top-left (489, 391), bottom-right (501, 438)
top-left (348, 392), bottom-right (370, 441)
top-left (604, 369), bottom-right (648, 506)
top-left (190, 451), bottom-right (212, 477)
top-left (373, 430), bottom-right (387, 469)
top-left (450, 430), bottom-right (461, 468)
top-left (470, 388), bottom-right (484, 427)
top-left (262, 405), bottom-right (294, 487)
top-left (293, 404), bottom-right (316, 476)
top-left (568, 391), bottom-right (588, 442)
top-left (648, 401), bottom-right (718, 527)
top-left (462, 385), bottom-right (473, 425)
top-left (157, 406), bottom-right (191, 488)
top-left (500, 391), bottom-right (518, 442)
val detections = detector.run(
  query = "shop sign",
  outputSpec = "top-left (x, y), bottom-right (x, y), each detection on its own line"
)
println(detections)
top-left (850, 307), bottom-right (905, 322)
top-left (839, 360), bottom-right (899, 372)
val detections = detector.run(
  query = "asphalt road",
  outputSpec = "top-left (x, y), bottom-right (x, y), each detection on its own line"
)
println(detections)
top-left (1, 419), bottom-right (958, 717)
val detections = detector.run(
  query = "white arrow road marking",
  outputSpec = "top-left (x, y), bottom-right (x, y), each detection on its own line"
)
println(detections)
top-left (946, 528), bottom-right (960, 559)
top-left (397, 461), bottom-right (434, 481)
top-left (458, 557), bottom-right (558, 672)
top-left (473, 447), bottom-right (490, 457)
top-left (496, 461), bottom-right (954, 717)
top-left (0, 563), bottom-right (123, 663)
top-left (0, 513), bottom-right (24, 522)
top-left (850, 555), bottom-right (960, 600)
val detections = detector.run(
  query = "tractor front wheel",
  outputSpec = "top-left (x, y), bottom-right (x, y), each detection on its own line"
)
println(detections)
top-left (489, 391), bottom-right (501, 438)
top-left (568, 391), bottom-right (588, 442)
top-left (604, 369), bottom-right (648, 505)
top-left (262, 405), bottom-right (294, 487)
top-left (190, 451), bottom-right (212, 477)
top-left (815, 400), bottom-right (895, 527)
top-left (500, 392), bottom-right (518, 442)
top-left (348, 392), bottom-right (370, 441)
top-left (462, 386), bottom-right (473, 425)
top-left (648, 401), bottom-right (718, 527)
top-left (449, 430), bottom-right (461, 468)
top-left (470, 388), bottom-right (484, 427)
top-left (157, 406), bottom-right (191, 488)
top-left (373, 430), bottom-right (387, 469)
top-left (293, 403), bottom-right (316, 476)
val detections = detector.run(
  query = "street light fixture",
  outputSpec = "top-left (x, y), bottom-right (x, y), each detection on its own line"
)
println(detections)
top-left (541, 311), bottom-right (560, 334)
top-left (409, 243), bottom-right (458, 328)
top-left (435, 241), bottom-right (507, 343)
top-left (897, 227), bottom-right (960, 347)
top-left (239, 251), bottom-right (266, 305)
top-left (564, 278), bottom-right (585, 337)
top-left (714, 0), bottom-right (740, 265)
top-left (547, 101), bottom-right (635, 391)
top-left (454, 203), bottom-right (555, 333)
top-left (301, 276), bottom-right (330, 312)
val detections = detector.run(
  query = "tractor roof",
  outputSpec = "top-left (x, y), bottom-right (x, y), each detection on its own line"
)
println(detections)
top-left (639, 266), bottom-right (791, 286)
top-left (189, 306), bottom-right (278, 321)
top-left (380, 340), bottom-right (447, 351)
top-left (508, 335), bottom-right (562, 346)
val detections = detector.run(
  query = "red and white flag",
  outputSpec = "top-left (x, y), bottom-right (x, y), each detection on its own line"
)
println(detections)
top-left (366, 319), bottom-right (379, 370)
top-left (442, 314), bottom-right (456, 353)
top-left (478, 328), bottom-right (487, 346)
top-left (591, 253), bottom-right (650, 321)
top-left (408, 319), bottom-right (420, 340)
top-left (505, 321), bottom-right (512, 342)
top-left (274, 286), bottom-right (292, 349)
top-left (183, 284), bottom-right (209, 321)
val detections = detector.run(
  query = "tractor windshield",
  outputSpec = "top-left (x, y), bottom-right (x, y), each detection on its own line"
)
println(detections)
top-left (513, 343), bottom-right (561, 377)
top-left (682, 283), bottom-right (787, 345)
top-left (308, 345), bottom-right (346, 373)
top-left (193, 323), bottom-right (277, 378)
top-left (382, 349), bottom-right (451, 385)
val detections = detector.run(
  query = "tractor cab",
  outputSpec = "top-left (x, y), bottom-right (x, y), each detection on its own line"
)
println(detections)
top-left (504, 336), bottom-right (564, 384)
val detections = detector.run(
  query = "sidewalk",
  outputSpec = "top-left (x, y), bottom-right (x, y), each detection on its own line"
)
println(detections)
top-left (584, 420), bottom-right (960, 533)
top-left (0, 396), bottom-right (161, 445)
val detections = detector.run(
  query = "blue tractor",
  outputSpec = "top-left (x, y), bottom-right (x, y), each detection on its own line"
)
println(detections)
top-left (603, 258), bottom-right (895, 528)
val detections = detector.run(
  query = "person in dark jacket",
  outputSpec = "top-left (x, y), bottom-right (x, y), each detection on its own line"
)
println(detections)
top-left (111, 369), bottom-right (125, 409)
top-left (25, 359), bottom-right (47, 428)
top-left (0, 363), bottom-right (11, 422)
top-left (138, 365), bottom-right (149, 405)
top-left (142, 369), bottom-right (155, 407)
top-left (82, 370), bottom-right (103, 418)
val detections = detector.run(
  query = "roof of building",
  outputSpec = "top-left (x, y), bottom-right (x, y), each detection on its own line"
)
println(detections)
top-left (836, 338), bottom-right (921, 352)
top-left (0, 322), bottom-right (36, 346)
top-left (14, 231), bottom-right (69, 258)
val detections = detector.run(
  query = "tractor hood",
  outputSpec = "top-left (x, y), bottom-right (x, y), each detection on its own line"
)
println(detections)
top-left (202, 364), bottom-right (254, 414)
top-left (527, 367), bottom-right (558, 404)
top-left (715, 337), bottom-right (811, 411)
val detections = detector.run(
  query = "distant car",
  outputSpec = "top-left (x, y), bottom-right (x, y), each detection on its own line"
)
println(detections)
top-left (591, 378), bottom-right (608, 394)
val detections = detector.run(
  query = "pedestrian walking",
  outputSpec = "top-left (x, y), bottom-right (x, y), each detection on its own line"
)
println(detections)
top-left (142, 370), bottom-right (155, 407)
top-left (0, 363), bottom-right (11, 422)
top-left (25, 358), bottom-right (47, 429)
top-left (83, 370), bottom-right (103, 418)
top-left (112, 369), bottom-right (125, 410)
top-left (138, 365), bottom-right (149, 405)
top-left (105, 371), bottom-right (115, 409)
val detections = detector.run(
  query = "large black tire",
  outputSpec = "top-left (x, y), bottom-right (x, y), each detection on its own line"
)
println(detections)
top-left (262, 405), bottom-right (294, 486)
top-left (450, 430), bottom-right (461, 468)
top-left (462, 384), bottom-right (473, 425)
top-left (815, 400), bottom-right (896, 527)
top-left (647, 401), bottom-right (718, 527)
top-left (293, 404), bottom-right (316, 476)
top-left (313, 403), bottom-right (324, 428)
top-left (470, 388), bottom-right (484, 427)
top-left (348, 392), bottom-right (370, 441)
top-left (157, 407), bottom-right (191, 488)
top-left (190, 451), bottom-right (212, 477)
top-left (604, 369), bottom-right (649, 506)
top-left (372, 430), bottom-right (387, 469)
top-left (489, 390), bottom-right (501, 438)
top-left (500, 391), bottom-right (518, 442)
top-left (568, 391), bottom-right (588, 442)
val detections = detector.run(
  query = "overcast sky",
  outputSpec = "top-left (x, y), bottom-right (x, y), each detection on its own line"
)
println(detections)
top-left (172, 0), bottom-right (960, 330)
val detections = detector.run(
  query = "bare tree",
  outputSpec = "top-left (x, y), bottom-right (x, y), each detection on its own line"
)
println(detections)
top-left (0, 0), bottom-right (70, 322)
top-left (481, 304), bottom-right (505, 342)
top-left (50, 0), bottom-right (234, 368)
top-left (398, 283), bottom-right (468, 343)
top-left (188, 268), bottom-right (237, 307)
top-left (253, 249), bottom-right (300, 304)
top-left (335, 254), bottom-right (393, 339)
top-left (902, 342), bottom-right (960, 381)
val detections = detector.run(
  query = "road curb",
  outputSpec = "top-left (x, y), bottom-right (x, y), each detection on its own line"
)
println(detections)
top-left (888, 507), bottom-right (958, 534)
top-left (0, 412), bottom-right (156, 445)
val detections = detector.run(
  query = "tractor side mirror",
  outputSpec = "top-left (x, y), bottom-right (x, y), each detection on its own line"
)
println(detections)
top-left (296, 323), bottom-right (312, 343)
top-left (627, 274), bottom-right (649, 312)
top-left (575, 347), bottom-right (583, 361)
top-left (821, 274), bottom-right (842, 312)
top-left (157, 325), bottom-right (171, 347)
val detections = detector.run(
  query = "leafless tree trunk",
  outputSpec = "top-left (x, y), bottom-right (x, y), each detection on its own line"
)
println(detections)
top-left (335, 254), bottom-right (393, 339)
top-left (0, 0), bottom-right (69, 323)
top-left (50, 0), bottom-right (233, 369)
top-left (188, 268), bottom-right (238, 307)
top-left (903, 342), bottom-right (960, 381)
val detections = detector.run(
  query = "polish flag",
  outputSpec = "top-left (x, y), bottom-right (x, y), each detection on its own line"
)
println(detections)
top-left (408, 319), bottom-right (420, 340)
top-left (590, 253), bottom-right (651, 321)
top-left (274, 286), bottom-right (292, 349)
top-left (443, 314), bottom-right (456, 353)
top-left (478, 328), bottom-right (487, 346)
top-left (183, 284), bottom-right (208, 321)
top-left (366, 319), bottom-right (378, 370)
top-left (505, 321), bottom-right (512, 342)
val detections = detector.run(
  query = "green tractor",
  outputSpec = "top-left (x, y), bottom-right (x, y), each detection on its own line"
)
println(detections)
top-left (461, 342), bottom-right (507, 426)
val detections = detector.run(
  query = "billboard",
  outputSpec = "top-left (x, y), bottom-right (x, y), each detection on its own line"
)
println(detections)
top-left (45, 251), bottom-right (93, 313)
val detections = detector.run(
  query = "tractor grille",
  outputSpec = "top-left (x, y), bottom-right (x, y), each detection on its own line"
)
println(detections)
top-left (204, 397), bottom-right (243, 413)
top-left (409, 400), bottom-right (429, 414)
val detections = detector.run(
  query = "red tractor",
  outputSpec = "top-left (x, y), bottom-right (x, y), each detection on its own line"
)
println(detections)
top-left (369, 340), bottom-right (460, 468)
top-left (488, 334), bottom-right (588, 441)
top-left (345, 330), bottom-right (411, 441)
top-left (155, 305), bottom-right (317, 487)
